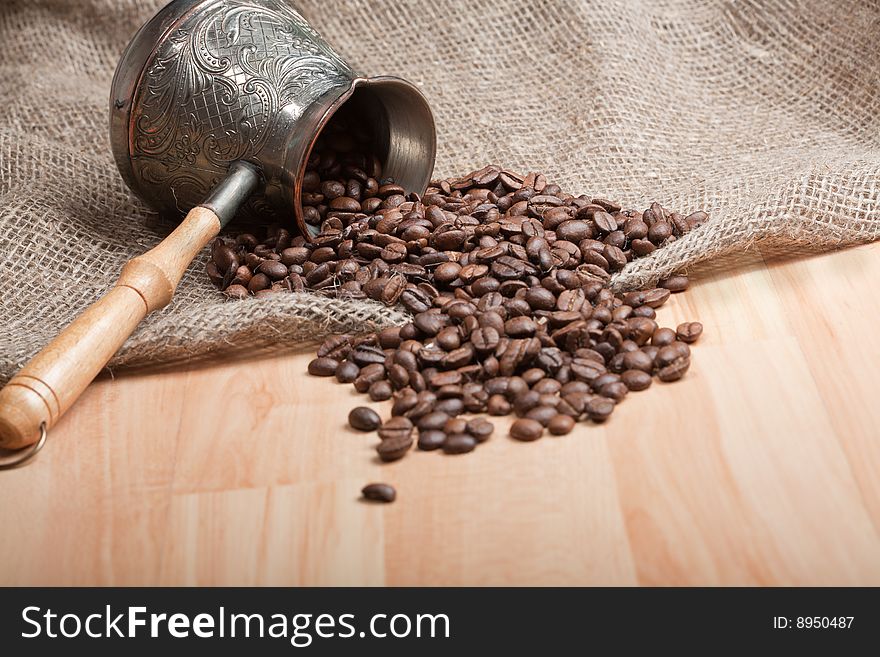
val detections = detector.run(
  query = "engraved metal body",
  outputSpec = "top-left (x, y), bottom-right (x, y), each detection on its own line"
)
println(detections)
top-left (110, 0), bottom-right (436, 233)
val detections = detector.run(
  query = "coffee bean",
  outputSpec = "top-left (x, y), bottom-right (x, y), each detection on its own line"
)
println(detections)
top-left (676, 321), bottom-right (703, 343)
top-left (466, 418), bottom-right (495, 442)
top-left (378, 416), bottom-right (413, 441)
top-left (361, 483), bottom-right (396, 503)
top-left (659, 275), bottom-right (690, 292)
top-left (598, 381), bottom-right (628, 402)
top-left (621, 369), bottom-right (652, 391)
top-left (443, 434), bottom-right (477, 454)
top-left (308, 357), bottom-right (339, 376)
top-left (510, 418), bottom-right (544, 441)
top-left (225, 284), bottom-right (248, 299)
top-left (585, 397), bottom-right (615, 422)
top-left (525, 405), bottom-right (558, 426)
top-left (434, 398), bottom-right (465, 416)
top-left (652, 327), bottom-right (677, 347)
top-left (418, 411), bottom-right (450, 431)
top-left (444, 417), bottom-right (468, 434)
top-left (418, 429), bottom-right (446, 451)
top-left (368, 380), bottom-right (393, 401)
top-left (487, 394), bottom-right (512, 415)
top-left (657, 357), bottom-right (690, 382)
top-left (335, 360), bottom-right (360, 383)
top-left (348, 406), bottom-right (381, 431)
top-left (548, 414), bottom-right (575, 435)
top-left (505, 316), bottom-right (537, 337)
top-left (376, 433), bottom-right (413, 462)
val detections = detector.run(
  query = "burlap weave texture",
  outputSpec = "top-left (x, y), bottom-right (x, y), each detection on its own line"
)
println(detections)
top-left (2, 0), bottom-right (879, 383)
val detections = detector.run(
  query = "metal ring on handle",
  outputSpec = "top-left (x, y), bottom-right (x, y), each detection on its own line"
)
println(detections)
top-left (0, 422), bottom-right (47, 470)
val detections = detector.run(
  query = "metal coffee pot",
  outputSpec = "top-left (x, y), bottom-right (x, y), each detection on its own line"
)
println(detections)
top-left (0, 0), bottom-right (436, 462)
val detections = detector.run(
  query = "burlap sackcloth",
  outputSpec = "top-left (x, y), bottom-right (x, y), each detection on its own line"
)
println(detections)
top-left (2, 0), bottom-right (880, 383)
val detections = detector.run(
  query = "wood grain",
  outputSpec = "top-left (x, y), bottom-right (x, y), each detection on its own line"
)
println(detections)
top-left (1, 242), bottom-right (879, 585)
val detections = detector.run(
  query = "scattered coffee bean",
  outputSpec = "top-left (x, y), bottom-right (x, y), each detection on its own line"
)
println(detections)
top-left (361, 483), bottom-right (396, 503)
top-left (418, 429), bottom-right (446, 451)
top-left (466, 418), bottom-right (495, 442)
top-left (348, 406), bottom-right (381, 432)
top-left (548, 414), bottom-right (575, 435)
top-left (206, 131), bottom-right (710, 496)
top-left (510, 418), bottom-right (544, 441)
top-left (676, 321), bottom-right (703, 343)
top-left (659, 275), bottom-right (690, 292)
top-left (443, 434), bottom-right (477, 454)
top-left (308, 357), bottom-right (338, 376)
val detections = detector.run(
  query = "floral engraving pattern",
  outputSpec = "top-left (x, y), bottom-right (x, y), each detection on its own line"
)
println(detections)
top-left (130, 0), bottom-right (354, 216)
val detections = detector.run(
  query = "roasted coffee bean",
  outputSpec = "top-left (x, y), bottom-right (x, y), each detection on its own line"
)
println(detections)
top-left (368, 380), bottom-right (393, 401)
top-left (510, 418), bottom-right (544, 441)
top-left (418, 429), bottom-right (446, 451)
top-left (376, 433), bottom-right (413, 462)
top-left (622, 350), bottom-right (653, 373)
top-left (348, 406), bottom-right (381, 431)
top-left (466, 418), bottom-right (495, 442)
top-left (652, 327), bottom-right (677, 347)
top-left (351, 344), bottom-right (386, 366)
top-left (657, 357), bottom-right (690, 382)
top-left (443, 434), bottom-right (477, 454)
top-left (676, 321), bottom-right (703, 343)
top-left (418, 411), bottom-right (450, 431)
top-left (335, 361), bottom-right (360, 383)
top-left (444, 417), bottom-right (468, 435)
top-left (225, 284), bottom-right (249, 299)
top-left (621, 369), bottom-right (652, 391)
top-left (525, 405), bottom-right (558, 426)
top-left (361, 483), bottom-right (396, 503)
top-left (659, 275), bottom-right (690, 292)
top-left (308, 357), bottom-right (338, 376)
top-left (585, 397), bottom-right (615, 422)
top-left (378, 416), bottom-right (414, 441)
top-left (471, 327), bottom-right (501, 352)
top-left (598, 381), bottom-right (628, 402)
top-left (434, 398), bottom-right (465, 416)
top-left (547, 414), bottom-right (575, 435)
top-left (487, 394), bottom-right (512, 415)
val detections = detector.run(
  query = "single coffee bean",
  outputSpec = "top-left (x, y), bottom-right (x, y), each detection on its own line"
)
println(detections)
top-left (547, 414), bottom-right (576, 435)
top-left (348, 406), bottom-right (381, 432)
top-left (418, 411), bottom-right (450, 431)
top-left (368, 380), bottom-right (393, 401)
top-left (657, 357), bottom-right (690, 382)
top-left (378, 416), bottom-right (414, 441)
top-left (487, 394), bottom-right (512, 415)
top-left (676, 321), bottom-right (703, 343)
top-left (376, 433), bottom-right (413, 462)
top-left (466, 418), bottom-right (495, 442)
top-left (443, 434), bottom-right (477, 454)
top-left (659, 274), bottom-right (690, 292)
top-left (444, 417), bottom-right (468, 435)
top-left (335, 360), bottom-right (360, 383)
top-left (361, 483), bottom-right (396, 503)
top-left (418, 429), bottom-right (446, 451)
top-left (621, 369), bottom-right (653, 391)
top-left (525, 405), bottom-right (558, 427)
top-left (652, 327), bottom-right (677, 347)
top-left (510, 418), bottom-right (544, 441)
top-left (585, 396), bottom-right (615, 422)
top-left (308, 357), bottom-right (339, 376)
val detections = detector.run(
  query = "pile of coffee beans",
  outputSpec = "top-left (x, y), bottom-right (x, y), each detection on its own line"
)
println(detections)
top-left (206, 133), bottom-right (708, 503)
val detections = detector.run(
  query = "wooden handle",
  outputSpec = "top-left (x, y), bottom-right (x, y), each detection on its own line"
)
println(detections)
top-left (0, 207), bottom-right (221, 449)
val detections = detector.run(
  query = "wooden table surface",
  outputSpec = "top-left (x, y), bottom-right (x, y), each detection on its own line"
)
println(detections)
top-left (2, 242), bottom-right (879, 586)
